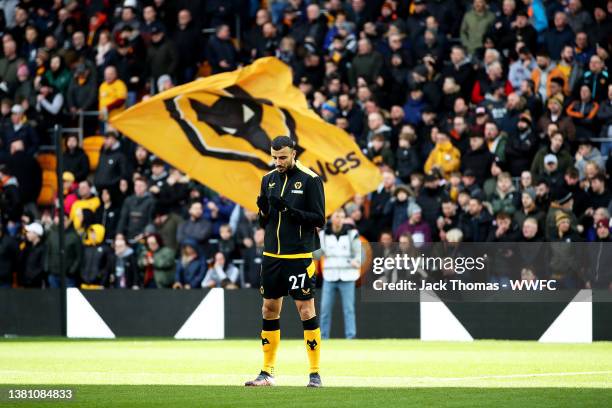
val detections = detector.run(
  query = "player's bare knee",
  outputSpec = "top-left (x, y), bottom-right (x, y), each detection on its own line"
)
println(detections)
top-left (296, 303), bottom-right (315, 320)
top-left (261, 303), bottom-right (280, 319)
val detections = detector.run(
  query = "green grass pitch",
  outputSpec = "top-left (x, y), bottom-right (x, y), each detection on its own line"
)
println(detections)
top-left (1, 338), bottom-right (611, 407)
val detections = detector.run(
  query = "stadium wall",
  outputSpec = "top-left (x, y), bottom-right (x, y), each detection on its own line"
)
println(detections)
top-left (1, 289), bottom-right (611, 341)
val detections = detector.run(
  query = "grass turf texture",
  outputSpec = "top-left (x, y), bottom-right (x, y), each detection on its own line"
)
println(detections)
top-left (0, 338), bottom-right (611, 407)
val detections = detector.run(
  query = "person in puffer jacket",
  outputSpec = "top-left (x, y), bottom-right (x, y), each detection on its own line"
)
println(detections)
top-left (316, 208), bottom-right (361, 339)
top-left (81, 224), bottom-right (110, 288)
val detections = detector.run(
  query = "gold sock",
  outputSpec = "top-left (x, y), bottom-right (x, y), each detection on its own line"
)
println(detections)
top-left (303, 317), bottom-right (321, 374)
top-left (261, 319), bottom-right (280, 375)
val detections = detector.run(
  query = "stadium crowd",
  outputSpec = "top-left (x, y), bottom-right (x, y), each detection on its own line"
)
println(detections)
top-left (0, 0), bottom-right (611, 294)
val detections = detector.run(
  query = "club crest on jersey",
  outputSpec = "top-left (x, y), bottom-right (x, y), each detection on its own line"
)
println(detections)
top-left (294, 181), bottom-right (302, 189)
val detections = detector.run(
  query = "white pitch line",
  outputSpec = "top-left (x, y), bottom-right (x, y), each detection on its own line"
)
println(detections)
top-left (0, 370), bottom-right (611, 385)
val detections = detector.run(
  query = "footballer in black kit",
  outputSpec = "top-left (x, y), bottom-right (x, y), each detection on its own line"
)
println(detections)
top-left (245, 136), bottom-right (325, 388)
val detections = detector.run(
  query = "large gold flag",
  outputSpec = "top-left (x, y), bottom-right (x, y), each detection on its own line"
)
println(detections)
top-left (110, 57), bottom-right (381, 215)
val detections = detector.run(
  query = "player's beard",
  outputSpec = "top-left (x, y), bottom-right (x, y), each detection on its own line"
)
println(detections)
top-left (276, 159), bottom-right (294, 173)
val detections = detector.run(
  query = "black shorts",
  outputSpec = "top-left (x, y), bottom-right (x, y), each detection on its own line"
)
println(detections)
top-left (260, 256), bottom-right (316, 300)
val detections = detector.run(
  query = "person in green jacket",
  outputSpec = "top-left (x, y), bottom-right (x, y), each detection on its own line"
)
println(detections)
top-left (138, 233), bottom-right (175, 288)
top-left (460, 0), bottom-right (495, 55)
top-left (45, 216), bottom-right (83, 288)
top-left (43, 55), bottom-right (72, 95)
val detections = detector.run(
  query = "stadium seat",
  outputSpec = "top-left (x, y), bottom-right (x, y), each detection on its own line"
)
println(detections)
top-left (82, 136), bottom-right (105, 171)
top-left (37, 169), bottom-right (57, 206)
top-left (36, 152), bottom-right (57, 172)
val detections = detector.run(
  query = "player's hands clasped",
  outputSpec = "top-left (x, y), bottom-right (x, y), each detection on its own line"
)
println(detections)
top-left (269, 196), bottom-right (289, 213)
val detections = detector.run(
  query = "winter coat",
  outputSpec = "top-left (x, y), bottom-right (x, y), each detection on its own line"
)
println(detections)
top-left (138, 246), bottom-right (175, 288)
top-left (460, 9), bottom-right (495, 54)
top-left (63, 147), bottom-right (90, 182)
top-left (108, 247), bottom-right (140, 288)
top-left (81, 224), bottom-right (110, 285)
top-left (424, 140), bottom-right (461, 179)
top-left (117, 193), bottom-right (155, 240)
top-left (44, 225), bottom-right (83, 279)
top-left (93, 143), bottom-right (128, 190)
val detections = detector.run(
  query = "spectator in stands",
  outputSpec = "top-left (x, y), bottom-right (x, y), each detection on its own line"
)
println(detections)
top-left (0, 222), bottom-right (18, 287)
top-left (138, 232), bottom-right (175, 289)
top-left (203, 196), bottom-right (234, 238)
top-left (202, 251), bottom-right (240, 289)
top-left (585, 174), bottom-right (612, 216)
top-left (45, 214), bottom-right (82, 288)
top-left (0, 38), bottom-right (20, 96)
top-left (130, 145), bottom-right (152, 180)
top-left (18, 222), bottom-right (45, 287)
top-left (544, 12), bottom-right (574, 61)
top-left (63, 134), bottom-right (89, 182)
top-left (598, 84), bottom-right (612, 156)
top-left (383, 184), bottom-right (413, 236)
top-left (61, 171), bottom-right (79, 216)
top-left (575, 141), bottom-right (605, 180)
top-left (424, 132), bottom-right (460, 179)
top-left (348, 38), bottom-right (382, 88)
top-left (4, 104), bottom-right (38, 156)
top-left (173, 239), bottom-right (205, 289)
top-left (213, 223), bottom-right (239, 262)
top-left (460, 193), bottom-right (493, 242)
top-left (531, 50), bottom-right (565, 102)
top-left (98, 65), bottom-right (127, 122)
top-left (537, 94), bottom-right (576, 142)
top-left (243, 227), bottom-right (265, 288)
top-left (43, 55), bottom-right (70, 95)
top-left (108, 233), bottom-right (140, 289)
top-left (69, 180), bottom-right (100, 233)
top-left (117, 176), bottom-right (155, 243)
top-left (575, 55), bottom-right (609, 103)
top-left (519, 217), bottom-right (542, 242)
top-left (66, 63), bottom-right (97, 134)
top-left (460, 0), bottom-right (495, 56)
top-left (318, 208), bottom-right (360, 339)
top-left (531, 131), bottom-right (572, 178)
top-left (366, 133), bottom-right (394, 168)
top-left (7, 138), bottom-right (41, 213)
top-left (395, 130), bottom-right (420, 183)
top-left (395, 201), bottom-right (431, 246)
top-left (545, 191), bottom-right (578, 240)
top-left (514, 187), bottom-right (546, 234)
top-left (80, 223), bottom-right (109, 288)
top-left (566, 85), bottom-right (600, 140)
top-left (173, 9), bottom-right (202, 84)
top-left (177, 200), bottom-right (212, 250)
top-left (94, 131), bottom-right (128, 195)
top-left (207, 24), bottom-right (237, 74)
top-left (146, 23), bottom-right (177, 92)
top-left (0, 163), bottom-right (22, 224)
top-left (587, 216), bottom-right (612, 289)
top-left (505, 112), bottom-right (538, 177)
top-left (151, 204), bottom-right (182, 252)
top-left (13, 64), bottom-right (35, 111)
top-left (95, 188), bottom-right (119, 242)
top-left (365, 169), bottom-right (395, 241)
top-left (489, 172), bottom-right (520, 215)
top-left (461, 133), bottom-right (494, 186)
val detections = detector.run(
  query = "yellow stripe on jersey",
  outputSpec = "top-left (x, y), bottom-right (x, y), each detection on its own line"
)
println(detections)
top-left (263, 252), bottom-right (313, 259)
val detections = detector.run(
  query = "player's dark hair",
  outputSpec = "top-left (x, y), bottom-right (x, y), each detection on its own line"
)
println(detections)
top-left (271, 136), bottom-right (295, 150)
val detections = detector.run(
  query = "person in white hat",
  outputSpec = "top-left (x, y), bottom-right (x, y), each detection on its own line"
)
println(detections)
top-left (20, 222), bottom-right (46, 287)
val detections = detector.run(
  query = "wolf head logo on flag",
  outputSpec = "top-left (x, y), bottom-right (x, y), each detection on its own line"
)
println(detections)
top-left (110, 57), bottom-right (381, 215)
top-left (162, 84), bottom-right (304, 170)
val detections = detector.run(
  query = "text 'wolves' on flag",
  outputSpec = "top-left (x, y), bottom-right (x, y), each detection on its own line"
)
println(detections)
top-left (110, 57), bottom-right (381, 215)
